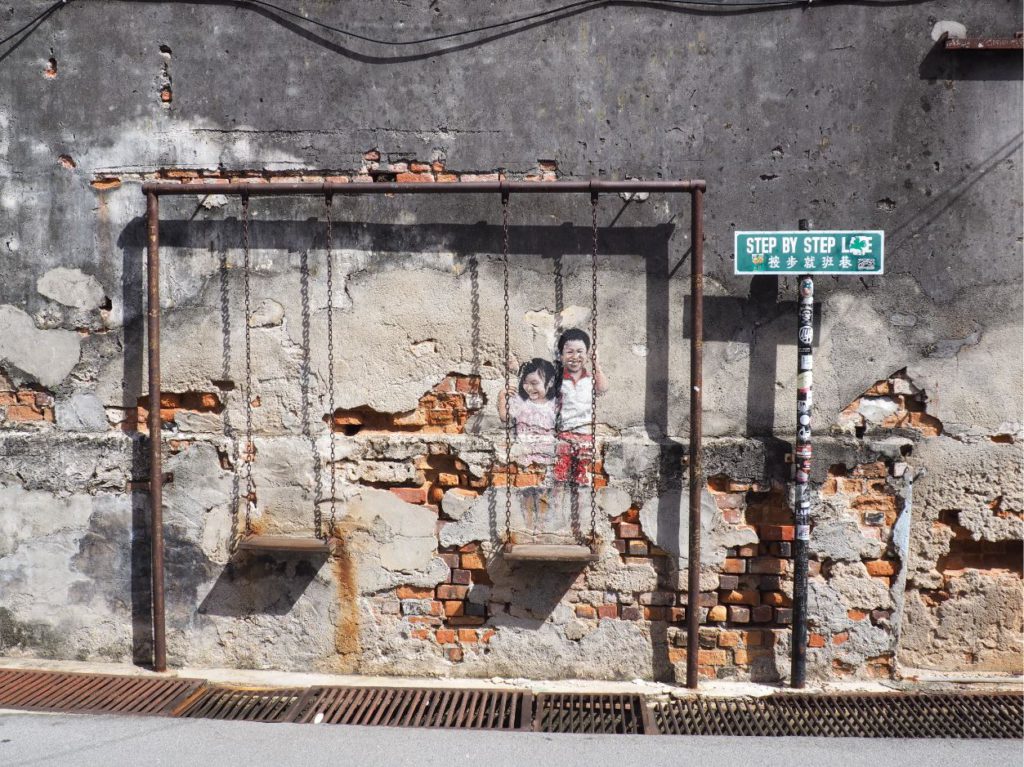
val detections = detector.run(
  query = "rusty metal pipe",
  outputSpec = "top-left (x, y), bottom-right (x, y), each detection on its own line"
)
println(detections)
top-left (685, 188), bottom-right (704, 690)
top-left (146, 192), bottom-right (166, 673)
top-left (140, 179), bottom-right (706, 196)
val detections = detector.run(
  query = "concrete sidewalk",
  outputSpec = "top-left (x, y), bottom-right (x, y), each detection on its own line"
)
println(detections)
top-left (1, 711), bottom-right (1021, 767)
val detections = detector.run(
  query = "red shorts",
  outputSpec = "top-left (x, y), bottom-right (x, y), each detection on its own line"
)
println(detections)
top-left (552, 431), bottom-right (594, 485)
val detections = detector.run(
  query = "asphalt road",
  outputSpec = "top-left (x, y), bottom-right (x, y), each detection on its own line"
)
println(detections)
top-left (1, 711), bottom-right (1020, 767)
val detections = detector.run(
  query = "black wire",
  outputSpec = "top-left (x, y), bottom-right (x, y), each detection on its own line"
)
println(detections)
top-left (5, 0), bottom-right (927, 56)
top-left (243, 0), bottom-right (804, 47)
top-left (0, 1), bottom-right (68, 48)
top-left (245, 0), bottom-right (611, 47)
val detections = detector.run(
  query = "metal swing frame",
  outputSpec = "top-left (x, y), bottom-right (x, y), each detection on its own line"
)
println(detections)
top-left (142, 178), bottom-right (706, 689)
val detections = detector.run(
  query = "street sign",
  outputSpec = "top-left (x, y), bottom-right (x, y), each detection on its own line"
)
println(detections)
top-left (734, 231), bottom-right (884, 275)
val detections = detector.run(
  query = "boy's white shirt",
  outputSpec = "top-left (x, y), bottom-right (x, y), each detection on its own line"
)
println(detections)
top-left (558, 372), bottom-right (593, 432)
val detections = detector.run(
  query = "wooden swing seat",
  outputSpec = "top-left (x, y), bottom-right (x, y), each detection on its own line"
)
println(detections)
top-left (503, 543), bottom-right (598, 563)
top-left (237, 535), bottom-right (332, 554)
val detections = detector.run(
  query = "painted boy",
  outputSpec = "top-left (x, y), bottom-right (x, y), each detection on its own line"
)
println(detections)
top-left (552, 328), bottom-right (609, 485)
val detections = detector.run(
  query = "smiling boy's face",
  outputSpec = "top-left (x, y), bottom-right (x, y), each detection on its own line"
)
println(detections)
top-left (560, 339), bottom-right (588, 376)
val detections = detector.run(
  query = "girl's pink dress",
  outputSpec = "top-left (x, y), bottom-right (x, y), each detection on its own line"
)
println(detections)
top-left (509, 397), bottom-right (557, 467)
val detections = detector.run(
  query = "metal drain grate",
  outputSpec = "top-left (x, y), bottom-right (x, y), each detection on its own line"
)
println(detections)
top-left (178, 686), bottom-right (313, 723)
top-left (0, 668), bottom-right (203, 716)
top-left (297, 686), bottom-right (529, 729)
top-left (534, 693), bottom-right (650, 734)
top-left (654, 692), bottom-right (1024, 738)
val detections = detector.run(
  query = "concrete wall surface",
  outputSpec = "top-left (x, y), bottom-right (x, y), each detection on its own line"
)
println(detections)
top-left (0, 0), bottom-right (1020, 681)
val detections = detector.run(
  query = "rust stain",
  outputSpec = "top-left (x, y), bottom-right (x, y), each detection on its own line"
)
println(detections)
top-left (330, 519), bottom-right (361, 671)
top-left (91, 177), bottom-right (122, 191)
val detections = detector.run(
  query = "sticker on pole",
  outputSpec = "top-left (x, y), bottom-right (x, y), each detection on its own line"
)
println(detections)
top-left (734, 231), bottom-right (884, 275)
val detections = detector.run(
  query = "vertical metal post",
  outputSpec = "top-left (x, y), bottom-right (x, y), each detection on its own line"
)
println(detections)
top-left (791, 220), bottom-right (814, 688)
top-left (146, 192), bottom-right (166, 673)
top-left (685, 188), bottom-right (704, 689)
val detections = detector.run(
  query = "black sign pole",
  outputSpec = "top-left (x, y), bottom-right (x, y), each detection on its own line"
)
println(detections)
top-left (791, 219), bottom-right (814, 688)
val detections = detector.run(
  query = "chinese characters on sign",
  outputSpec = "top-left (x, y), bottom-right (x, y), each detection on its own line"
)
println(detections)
top-left (734, 231), bottom-right (885, 275)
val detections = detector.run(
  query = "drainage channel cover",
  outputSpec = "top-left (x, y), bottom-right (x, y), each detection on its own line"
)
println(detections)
top-left (534, 693), bottom-right (649, 734)
top-left (296, 686), bottom-right (529, 730)
top-left (654, 692), bottom-right (1024, 738)
top-left (178, 687), bottom-right (313, 723)
top-left (0, 668), bottom-right (204, 716)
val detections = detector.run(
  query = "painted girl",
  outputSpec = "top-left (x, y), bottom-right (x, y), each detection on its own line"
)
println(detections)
top-left (496, 357), bottom-right (558, 468)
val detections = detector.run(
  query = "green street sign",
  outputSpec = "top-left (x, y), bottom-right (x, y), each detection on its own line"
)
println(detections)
top-left (734, 231), bottom-right (884, 275)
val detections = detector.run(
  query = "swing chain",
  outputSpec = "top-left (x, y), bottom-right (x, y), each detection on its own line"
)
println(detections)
top-left (241, 194), bottom-right (255, 534)
top-left (589, 192), bottom-right (599, 544)
top-left (502, 192), bottom-right (513, 544)
top-left (325, 194), bottom-right (338, 539)
top-left (300, 212), bottom-right (322, 541)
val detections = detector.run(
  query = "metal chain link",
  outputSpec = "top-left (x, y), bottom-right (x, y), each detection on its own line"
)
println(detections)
top-left (299, 218), bottom-right (321, 541)
top-left (325, 195), bottom-right (338, 539)
top-left (241, 194), bottom-right (255, 534)
top-left (502, 194), bottom-right (513, 543)
top-left (220, 247), bottom-right (241, 554)
top-left (589, 193), bottom-right (599, 544)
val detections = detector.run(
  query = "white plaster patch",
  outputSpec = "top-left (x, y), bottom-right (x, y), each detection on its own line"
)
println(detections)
top-left (199, 193), bottom-right (229, 210)
top-left (0, 305), bottom-right (81, 387)
top-left (931, 20), bottom-right (967, 42)
top-left (524, 306), bottom-right (592, 355)
top-left (857, 397), bottom-right (900, 424)
top-left (55, 392), bottom-right (108, 431)
top-left (250, 298), bottom-right (284, 327)
top-left (37, 267), bottom-right (107, 310)
top-left (639, 487), bottom-right (756, 566)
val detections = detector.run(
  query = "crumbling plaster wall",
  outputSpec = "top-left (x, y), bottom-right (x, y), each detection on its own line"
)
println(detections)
top-left (0, 1), bottom-right (1020, 680)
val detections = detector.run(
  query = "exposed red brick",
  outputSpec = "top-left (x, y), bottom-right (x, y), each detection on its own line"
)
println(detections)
top-left (390, 486), bottom-right (429, 505)
top-left (575, 604), bottom-right (596, 619)
top-left (865, 560), bottom-right (897, 576)
top-left (435, 629), bottom-right (456, 644)
top-left (718, 631), bottom-right (741, 648)
top-left (461, 552), bottom-right (486, 570)
top-left (722, 558), bottom-right (746, 574)
top-left (397, 172), bottom-right (434, 183)
top-left (762, 592), bottom-right (791, 607)
top-left (699, 649), bottom-right (728, 666)
top-left (760, 525), bottom-right (795, 541)
top-left (448, 616), bottom-right (485, 627)
top-left (707, 605), bottom-right (728, 622)
top-left (728, 606), bottom-right (750, 623)
top-left (617, 522), bottom-right (641, 539)
top-left (440, 552), bottom-right (460, 569)
top-left (436, 584), bottom-right (468, 600)
top-left (808, 633), bottom-right (827, 648)
top-left (643, 606), bottom-right (666, 621)
top-left (396, 586), bottom-right (434, 599)
top-left (741, 631), bottom-right (764, 647)
top-left (458, 629), bottom-right (479, 644)
top-left (720, 590), bottom-right (759, 606)
top-left (596, 604), bottom-right (618, 619)
top-left (749, 557), bottom-right (788, 574)
top-left (627, 540), bottom-right (648, 556)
